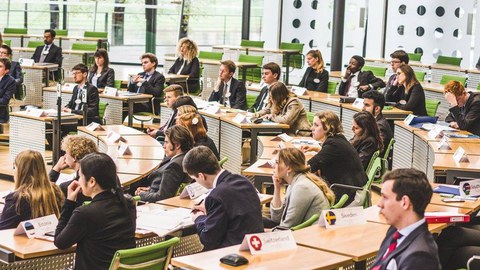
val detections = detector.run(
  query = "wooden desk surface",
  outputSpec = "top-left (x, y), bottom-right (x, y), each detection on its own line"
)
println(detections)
top-left (432, 153), bottom-right (480, 172)
top-left (0, 229), bottom-right (75, 259)
top-left (114, 158), bottom-right (160, 175)
top-left (43, 87), bottom-right (153, 101)
top-left (429, 192), bottom-right (480, 213)
top-left (211, 44), bottom-right (300, 54)
top-left (242, 159), bottom-right (274, 177)
top-left (428, 141), bottom-right (480, 155)
top-left (159, 194), bottom-right (273, 209)
top-left (20, 63), bottom-right (59, 70)
top-left (117, 173), bottom-right (143, 186)
top-left (78, 125), bottom-right (146, 137)
top-left (99, 134), bottom-right (161, 147)
top-left (172, 244), bottom-right (352, 270)
top-left (220, 115), bottom-right (289, 130)
top-left (107, 145), bottom-right (165, 161)
top-left (10, 111), bottom-right (82, 122)
top-left (293, 222), bottom-right (389, 261)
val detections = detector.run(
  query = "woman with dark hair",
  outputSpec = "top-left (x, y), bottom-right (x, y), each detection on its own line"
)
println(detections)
top-left (350, 111), bottom-right (383, 170)
top-left (301, 111), bottom-right (367, 204)
top-left (255, 82), bottom-right (310, 135)
top-left (264, 148), bottom-right (334, 229)
top-left (54, 153), bottom-right (136, 270)
top-left (87, 48), bottom-right (115, 88)
top-left (177, 112), bottom-right (219, 160)
top-left (298, 50), bottom-right (329, 92)
top-left (393, 64), bottom-right (427, 116)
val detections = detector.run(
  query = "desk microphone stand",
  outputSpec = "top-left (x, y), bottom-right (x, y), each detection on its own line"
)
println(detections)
top-left (54, 81), bottom-right (62, 164)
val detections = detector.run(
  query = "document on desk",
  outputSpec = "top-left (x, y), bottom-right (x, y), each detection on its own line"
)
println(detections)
top-left (136, 207), bottom-right (193, 236)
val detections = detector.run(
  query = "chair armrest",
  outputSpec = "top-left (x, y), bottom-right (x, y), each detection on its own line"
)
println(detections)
top-left (330, 183), bottom-right (363, 191)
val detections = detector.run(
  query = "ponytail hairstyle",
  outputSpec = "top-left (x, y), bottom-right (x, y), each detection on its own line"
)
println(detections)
top-left (278, 148), bottom-right (335, 205)
top-left (306, 50), bottom-right (325, 73)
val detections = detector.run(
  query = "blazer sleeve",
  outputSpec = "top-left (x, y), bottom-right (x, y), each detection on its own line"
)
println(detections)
top-left (356, 139), bottom-right (377, 169)
top-left (0, 193), bottom-right (23, 230)
top-left (395, 84), bottom-right (424, 112)
top-left (194, 195), bottom-right (228, 250)
top-left (168, 58), bottom-right (181, 74)
top-left (0, 77), bottom-right (16, 104)
top-left (31, 47), bottom-right (41, 62)
top-left (54, 200), bottom-right (89, 249)
top-left (298, 68), bottom-right (310, 88)
top-left (187, 58), bottom-right (200, 79)
top-left (338, 80), bottom-right (347, 95)
top-left (250, 87), bottom-right (267, 112)
top-left (270, 99), bottom-right (303, 124)
top-left (65, 88), bottom-right (76, 110)
top-left (307, 141), bottom-right (334, 173)
top-left (448, 98), bottom-right (480, 131)
top-left (53, 46), bottom-right (63, 66)
top-left (143, 73), bottom-right (165, 97)
top-left (208, 89), bottom-right (222, 102)
top-left (86, 86), bottom-right (100, 118)
top-left (104, 68), bottom-right (115, 87)
top-left (231, 81), bottom-right (247, 110)
top-left (139, 162), bottom-right (186, 202)
top-left (271, 184), bottom-right (314, 228)
top-left (256, 104), bottom-right (271, 117)
top-left (315, 70), bottom-right (329, 93)
top-left (364, 71), bottom-right (386, 90)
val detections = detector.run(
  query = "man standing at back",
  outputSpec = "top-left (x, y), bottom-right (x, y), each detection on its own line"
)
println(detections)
top-left (371, 168), bottom-right (440, 270)
top-left (384, 50), bottom-right (409, 103)
top-left (184, 146), bottom-right (263, 251)
top-left (249, 62), bottom-right (280, 112)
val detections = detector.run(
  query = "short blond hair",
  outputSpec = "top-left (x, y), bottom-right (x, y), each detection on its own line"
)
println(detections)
top-left (61, 135), bottom-right (98, 161)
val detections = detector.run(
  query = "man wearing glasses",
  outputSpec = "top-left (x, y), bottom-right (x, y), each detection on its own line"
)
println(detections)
top-left (385, 50), bottom-right (409, 103)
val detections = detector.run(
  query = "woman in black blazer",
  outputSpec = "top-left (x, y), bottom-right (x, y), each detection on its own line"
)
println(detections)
top-left (394, 64), bottom-right (427, 116)
top-left (54, 153), bottom-right (136, 270)
top-left (301, 110), bottom-right (367, 204)
top-left (88, 49), bottom-right (115, 89)
top-left (0, 150), bottom-right (63, 230)
top-left (350, 111), bottom-right (383, 170)
top-left (298, 50), bottom-right (329, 92)
top-left (168, 38), bottom-right (200, 92)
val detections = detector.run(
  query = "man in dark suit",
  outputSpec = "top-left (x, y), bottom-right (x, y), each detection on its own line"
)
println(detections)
top-left (0, 58), bottom-right (16, 123)
top-left (371, 168), bottom-right (440, 270)
top-left (248, 62), bottom-right (280, 112)
top-left (63, 63), bottom-right (100, 124)
top-left (208, 60), bottom-right (247, 110)
top-left (338, 55), bottom-right (385, 98)
top-left (362, 90), bottom-right (393, 156)
top-left (135, 126), bottom-right (193, 202)
top-left (185, 146), bottom-right (264, 251)
top-left (0, 45), bottom-right (22, 84)
top-left (146, 84), bottom-right (183, 139)
top-left (444, 81), bottom-right (480, 136)
top-left (384, 50), bottom-right (409, 103)
top-left (31, 29), bottom-right (63, 80)
top-left (127, 53), bottom-right (165, 114)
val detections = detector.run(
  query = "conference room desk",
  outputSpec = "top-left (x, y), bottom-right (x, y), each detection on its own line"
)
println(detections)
top-left (3, 33), bottom-right (107, 49)
top-left (9, 111), bottom-right (81, 162)
top-left (429, 194), bottom-right (480, 214)
top-left (159, 194), bottom-right (273, 209)
top-left (212, 45), bottom-right (300, 85)
top-left (43, 87), bottom-right (153, 127)
top-left (293, 222), bottom-right (389, 270)
top-left (19, 64), bottom-right (59, 107)
top-left (171, 243), bottom-right (353, 270)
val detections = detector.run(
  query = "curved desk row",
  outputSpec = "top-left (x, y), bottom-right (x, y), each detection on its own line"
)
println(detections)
top-left (3, 33), bottom-right (107, 49)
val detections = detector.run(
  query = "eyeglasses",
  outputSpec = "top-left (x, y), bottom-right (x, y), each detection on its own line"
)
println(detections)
top-left (71, 72), bottom-right (82, 76)
top-left (391, 60), bottom-right (402, 64)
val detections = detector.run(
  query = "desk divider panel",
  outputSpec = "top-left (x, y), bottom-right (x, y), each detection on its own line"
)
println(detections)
top-left (10, 116), bottom-right (46, 161)
top-left (427, 147), bottom-right (435, 181)
top-left (392, 124), bottom-right (414, 169)
top-left (310, 100), bottom-right (341, 117)
top-left (203, 115), bottom-right (221, 152)
top-left (219, 122), bottom-right (243, 174)
top-left (99, 97), bottom-right (123, 125)
top-left (341, 107), bottom-right (355, 140)
top-left (24, 68), bottom-right (45, 107)
top-left (201, 62), bottom-right (221, 101)
top-left (431, 69), bottom-right (466, 85)
top-left (412, 136), bottom-right (430, 177)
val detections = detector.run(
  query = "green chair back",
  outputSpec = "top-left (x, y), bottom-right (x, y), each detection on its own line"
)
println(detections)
top-left (279, 42), bottom-right (304, 69)
top-left (440, 75), bottom-right (466, 86)
top-left (109, 237), bottom-right (180, 270)
top-left (363, 157), bottom-right (382, 208)
top-left (240, 39), bottom-right (265, 48)
top-left (362, 66), bottom-right (387, 77)
top-left (3, 40), bottom-right (11, 47)
top-left (71, 43), bottom-right (97, 52)
top-left (425, 99), bottom-right (441, 117)
top-left (84, 31), bottom-right (108, 38)
top-left (55, 29), bottom-right (68, 37)
top-left (327, 81), bottom-right (338, 94)
top-left (407, 53), bottom-right (422, 62)
top-left (114, 80), bottom-right (122, 89)
top-left (3, 28), bottom-right (27, 34)
top-left (238, 54), bottom-right (264, 83)
top-left (98, 102), bottom-right (108, 124)
top-left (27, 41), bottom-right (44, 48)
top-left (246, 94), bottom-right (258, 110)
top-left (198, 51), bottom-right (223, 61)
top-left (331, 194), bottom-right (349, 209)
top-left (365, 150), bottom-right (381, 175)
top-left (291, 214), bottom-right (319, 231)
top-left (436, 55), bottom-right (462, 66)
top-left (306, 111), bottom-right (314, 125)
top-left (414, 71), bottom-right (426, 82)
top-left (219, 157), bottom-right (228, 167)
top-left (375, 138), bottom-right (396, 183)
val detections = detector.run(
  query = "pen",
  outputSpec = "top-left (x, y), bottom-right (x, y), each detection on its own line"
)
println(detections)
top-left (195, 199), bottom-right (204, 206)
top-left (191, 199), bottom-right (205, 214)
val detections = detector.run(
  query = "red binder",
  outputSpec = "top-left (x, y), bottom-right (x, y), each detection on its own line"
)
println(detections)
top-left (425, 212), bottom-right (470, 223)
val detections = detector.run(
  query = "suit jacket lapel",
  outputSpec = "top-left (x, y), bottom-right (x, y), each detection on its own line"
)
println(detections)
top-left (381, 222), bottom-right (428, 267)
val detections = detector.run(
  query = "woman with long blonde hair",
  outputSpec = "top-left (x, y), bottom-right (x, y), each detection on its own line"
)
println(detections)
top-left (299, 49), bottom-right (329, 92)
top-left (255, 82), bottom-right (311, 135)
top-left (168, 37), bottom-right (200, 92)
top-left (264, 147), bottom-right (334, 229)
top-left (0, 150), bottom-right (63, 229)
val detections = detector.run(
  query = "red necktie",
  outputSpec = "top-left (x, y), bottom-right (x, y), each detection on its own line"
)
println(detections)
top-left (371, 231), bottom-right (402, 270)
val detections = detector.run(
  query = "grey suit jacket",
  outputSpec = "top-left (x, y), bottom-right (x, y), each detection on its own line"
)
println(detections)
top-left (257, 97), bottom-right (311, 136)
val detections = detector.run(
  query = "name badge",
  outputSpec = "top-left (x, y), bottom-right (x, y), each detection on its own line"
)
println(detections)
top-left (43, 50), bottom-right (49, 55)
top-left (313, 78), bottom-right (320, 83)
top-left (239, 231), bottom-right (297, 255)
top-left (319, 207), bottom-right (366, 229)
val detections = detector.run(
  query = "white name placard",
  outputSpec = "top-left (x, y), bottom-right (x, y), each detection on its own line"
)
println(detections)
top-left (180, 182), bottom-right (209, 199)
top-left (63, 83), bottom-right (77, 91)
top-left (291, 86), bottom-right (307, 96)
top-left (277, 133), bottom-right (293, 142)
top-left (403, 114), bottom-right (415, 125)
top-left (203, 105), bottom-right (221, 115)
top-left (320, 207), bottom-right (366, 229)
top-left (453, 147), bottom-right (469, 163)
top-left (14, 214), bottom-right (58, 239)
top-left (352, 98), bottom-right (364, 109)
top-left (104, 86), bottom-right (118, 97)
top-left (19, 58), bottom-right (34, 66)
top-left (437, 136), bottom-right (452, 150)
top-left (239, 230), bottom-right (297, 255)
top-left (106, 131), bottom-right (126, 143)
top-left (86, 122), bottom-right (104, 132)
top-left (117, 141), bottom-right (132, 156)
top-left (232, 113), bottom-right (247, 124)
top-left (459, 179), bottom-right (480, 198)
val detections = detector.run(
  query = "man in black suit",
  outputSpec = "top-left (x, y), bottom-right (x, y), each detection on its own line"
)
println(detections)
top-left (0, 45), bottom-right (22, 84)
top-left (31, 29), bottom-right (63, 80)
top-left (248, 62), bottom-right (280, 112)
top-left (208, 60), bottom-right (247, 110)
top-left (146, 84), bottom-right (183, 139)
top-left (0, 58), bottom-right (16, 123)
top-left (185, 146), bottom-right (264, 251)
top-left (135, 126), bottom-right (193, 202)
top-left (362, 90), bottom-right (393, 156)
top-left (127, 53), bottom-right (165, 114)
top-left (63, 63), bottom-right (100, 124)
top-left (444, 81), bottom-right (480, 136)
top-left (338, 55), bottom-right (385, 98)
top-left (384, 50), bottom-right (409, 103)
top-left (371, 168), bottom-right (440, 270)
